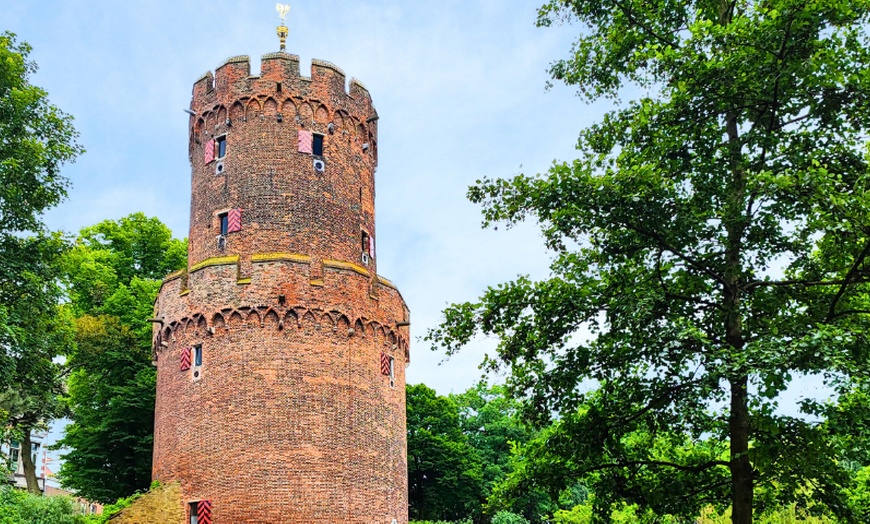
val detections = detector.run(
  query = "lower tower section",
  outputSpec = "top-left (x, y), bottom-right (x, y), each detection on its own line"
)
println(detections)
top-left (152, 255), bottom-right (409, 523)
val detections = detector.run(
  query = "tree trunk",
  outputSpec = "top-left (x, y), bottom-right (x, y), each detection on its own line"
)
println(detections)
top-left (730, 375), bottom-right (752, 524)
top-left (21, 428), bottom-right (42, 495)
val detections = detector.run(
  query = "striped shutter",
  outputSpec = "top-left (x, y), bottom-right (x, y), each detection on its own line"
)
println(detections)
top-left (380, 352), bottom-right (391, 375)
top-left (197, 500), bottom-right (212, 524)
top-left (204, 139), bottom-right (215, 164)
top-left (297, 130), bottom-right (313, 154)
top-left (180, 347), bottom-right (192, 371)
top-left (227, 208), bottom-right (242, 233)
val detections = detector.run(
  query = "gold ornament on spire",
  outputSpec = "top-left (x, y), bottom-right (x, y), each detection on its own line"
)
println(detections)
top-left (276, 3), bottom-right (290, 51)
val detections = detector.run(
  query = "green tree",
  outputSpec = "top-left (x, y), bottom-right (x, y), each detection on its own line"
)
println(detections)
top-left (451, 383), bottom-right (555, 521)
top-left (428, 1), bottom-right (870, 522)
top-left (0, 31), bottom-right (81, 494)
top-left (407, 383), bottom-right (485, 521)
top-left (57, 315), bottom-right (155, 503)
top-left (0, 233), bottom-right (73, 494)
top-left (56, 214), bottom-right (186, 502)
top-left (0, 32), bottom-right (81, 236)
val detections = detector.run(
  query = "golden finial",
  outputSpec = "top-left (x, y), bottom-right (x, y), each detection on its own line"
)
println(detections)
top-left (276, 4), bottom-right (290, 51)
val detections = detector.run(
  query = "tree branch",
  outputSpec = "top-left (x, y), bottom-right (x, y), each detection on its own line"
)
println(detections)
top-left (584, 459), bottom-right (731, 475)
top-left (624, 222), bottom-right (727, 287)
top-left (825, 239), bottom-right (870, 322)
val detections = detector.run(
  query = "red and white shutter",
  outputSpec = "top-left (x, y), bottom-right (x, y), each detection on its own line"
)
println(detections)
top-left (180, 347), bottom-right (192, 371)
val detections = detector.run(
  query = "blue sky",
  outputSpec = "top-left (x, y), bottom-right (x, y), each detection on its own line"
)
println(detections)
top-left (4, 1), bottom-right (605, 394)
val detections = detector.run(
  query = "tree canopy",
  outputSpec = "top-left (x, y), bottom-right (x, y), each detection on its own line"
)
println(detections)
top-left (0, 31), bottom-right (81, 494)
top-left (429, 1), bottom-right (870, 522)
top-left (0, 31), bottom-right (81, 235)
top-left (55, 213), bottom-right (186, 502)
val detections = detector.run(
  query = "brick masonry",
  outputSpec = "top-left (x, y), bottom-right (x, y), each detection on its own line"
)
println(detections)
top-left (152, 53), bottom-right (409, 523)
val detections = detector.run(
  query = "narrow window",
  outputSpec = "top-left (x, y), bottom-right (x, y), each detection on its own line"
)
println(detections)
top-left (194, 345), bottom-right (203, 367)
top-left (218, 213), bottom-right (228, 236)
top-left (389, 356), bottom-right (395, 388)
top-left (216, 135), bottom-right (227, 159)
top-left (9, 442), bottom-right (19, 470)
top-left (312, 134), bottom-right (324, 156)
top-left (189, 502), bottom-right (199, 524)
top-left (31, 442), bottom-right (39, 465)
top-left (361, 231), bottom-right (370, 254)
top-left (276, 82), bottom-right (282, 92)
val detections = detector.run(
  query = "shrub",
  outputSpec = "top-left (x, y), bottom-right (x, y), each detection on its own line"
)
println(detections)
top-left (0, 486), bottom-right (84, 524)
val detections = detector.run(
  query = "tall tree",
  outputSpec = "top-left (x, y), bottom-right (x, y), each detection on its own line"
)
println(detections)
top-left (0, 234), bottom-right (73, 494)
top-left (0, 31), bottom-right (81, 494)
top-left (56, 213), bottom-right (186, 502)
top-left (0, 32), bottom-right (81, 236)
top-left (407, 383), bottom-right (485, 521)
top-left (452, 383), bottom-right (556, 521)
top-left (429, 1), bottom-right (870, 522)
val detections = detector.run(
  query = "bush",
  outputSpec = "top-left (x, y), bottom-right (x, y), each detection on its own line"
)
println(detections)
top-left (491, 511), bottom-right (530, 524)
top-left (0, 486), bottom-right (84, 524)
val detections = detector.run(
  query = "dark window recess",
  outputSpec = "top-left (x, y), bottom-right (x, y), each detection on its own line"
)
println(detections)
top-left (276, 82), bottom-right (282, 92)
top-left (216, 136), bottom-right (227, 159)
top-left (312, 134), bottom-right (324, 156)
top-left (219, 213), bottom-right (228, 236)
top-left (189, 502), bottom-right (199, 524)
top-left (361, 231), bottom-right (370, 254)
top-left (194, 345), bottom-right (203, 367)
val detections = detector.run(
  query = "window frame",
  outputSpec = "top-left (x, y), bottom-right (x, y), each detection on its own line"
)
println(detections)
top-left (218, 212), bottom-right (229, 236)
top-left (215, 135), bottom-right (227, 159)
top-left (312, 133), bottom-right (324, 157)
top-left (189, 501), bottom-right (199, 524)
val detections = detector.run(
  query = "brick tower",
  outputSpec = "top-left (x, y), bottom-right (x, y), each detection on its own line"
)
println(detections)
top-left (151, 49), bottom-right (410, 523)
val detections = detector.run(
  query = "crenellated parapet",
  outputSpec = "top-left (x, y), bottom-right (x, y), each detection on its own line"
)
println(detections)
top-left (154, 252), bottom-right (410, 363)
top-left (190, 54), bottom-right (377, 157)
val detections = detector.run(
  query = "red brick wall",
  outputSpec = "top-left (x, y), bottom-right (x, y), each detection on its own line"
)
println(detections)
top-left (152, 54), bottom-right (409, 524)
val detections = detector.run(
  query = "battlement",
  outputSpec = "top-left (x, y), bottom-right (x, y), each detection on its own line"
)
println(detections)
top-left (191, 53), bottom-right (373, 112)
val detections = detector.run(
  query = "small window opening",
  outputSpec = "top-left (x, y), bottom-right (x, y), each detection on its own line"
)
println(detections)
top-left (31, 443), bottom-right (39, 465)
top-left (312, 134), bottom-right (324, 156)
top-left (9, 445), bottom-right (19, 470)
top-left (216, 135), bottom-right (227, 159)
top-left (361, 231), bottom-right (370, 254)
top-left (389, 356), bottom-right (395, 388)
top-left (276, 82), bottom-right (282, 92)
top-left (218, 213), bottom-right (228, 236)
top-left (194, 345), bottom-right (203, 367)
top-left (189, 502), bottom-right (199, 524)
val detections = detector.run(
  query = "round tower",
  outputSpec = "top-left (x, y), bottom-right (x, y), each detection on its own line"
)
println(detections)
top-left (152, 52), bottom-right (410, 524)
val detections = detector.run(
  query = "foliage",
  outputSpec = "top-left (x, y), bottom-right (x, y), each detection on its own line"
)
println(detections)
top-left (0, 486), bottom-right (85, 524)
top-left (0, 233), bottom-right (73, 492)
top-left (429, 1), bottom-right (870, 522)
top-left (79, 480), bottom-right (161, 524)
top-left (0, 32), bottom-right (82, 235)
top-left (409, 521), bottom-right (471, 524)
top-left (407, 383), bottom-right (485, 521)
top-left (55, 315), bottom-right (155, 503)
top-left (451, 383), bottom-right (555, 521)
top-left (491, 510), bottom-right (530, 524)
top-left (452, 383), bottom-right (532, 493)
top-left (0, 31), bottom-right (81, 494)
top-left (844, 466), bottom-right (870, 521)
top-left (56, 214), bottom-right (186, 502)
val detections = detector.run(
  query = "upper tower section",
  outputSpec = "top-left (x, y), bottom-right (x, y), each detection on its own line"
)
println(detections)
top-left (187, 53), bottom-right (380, 274)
